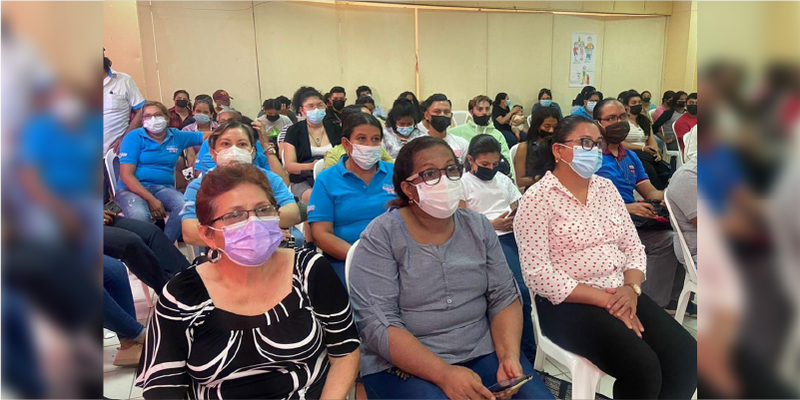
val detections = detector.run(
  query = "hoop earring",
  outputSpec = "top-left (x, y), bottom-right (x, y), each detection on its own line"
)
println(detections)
top-left (208, 248), bottom-right (222, 263)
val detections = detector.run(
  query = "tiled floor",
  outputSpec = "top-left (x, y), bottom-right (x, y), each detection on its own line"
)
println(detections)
top-left (103, 276), bottom-right (698, 400)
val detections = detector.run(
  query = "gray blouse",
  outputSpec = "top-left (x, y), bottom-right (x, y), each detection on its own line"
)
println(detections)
top-left (349, 208), bottom-right (521, 376)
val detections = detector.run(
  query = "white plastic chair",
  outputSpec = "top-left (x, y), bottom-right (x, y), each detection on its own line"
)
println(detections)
top-left (665, 121), bottom-right (683, 171)
top-left (530, 289), bottom-right (607, 400)
top-left (526, 114), bottom-right (532, 128)
top-left (452, 110), bottom-right (470, 126)
top-left (104, 149), bottom-right (119, 197)
top-left (313, 159), bottom-right (325, 181)
top-left (663, 191), bottom-right (697, 325)
top-left (343, 240), bottom-right (360, 400)
top-left (508, 144), bottom-right (520, 183)
top-left (648, 108), bottom-right (656, 119)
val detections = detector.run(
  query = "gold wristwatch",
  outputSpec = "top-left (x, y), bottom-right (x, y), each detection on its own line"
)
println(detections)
top-left (625, 283), bottom-right (642, 296)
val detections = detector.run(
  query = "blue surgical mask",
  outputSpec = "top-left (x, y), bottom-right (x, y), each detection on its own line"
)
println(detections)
top-left (193, 113), bottom-right (211, 125)
top-left (506, 99), bottom-right (512, 108)
top-left (540, 99), bottom-right (552, 107)
top-left (396, 126), bottom-right (414, 136)
top-left (306, 108), bottom-right (326, 124)
top-left (586, 101), bottom-right (598, 113)
top-left (558, 144), bottom-right (602, 179)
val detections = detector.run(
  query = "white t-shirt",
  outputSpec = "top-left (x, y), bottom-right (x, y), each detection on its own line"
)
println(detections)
top-left (460, 171), bottom-right (522, 236)
top-left (416, 121), bottom-right (429, 135)
top-left (256, 114), bottom-right (293, 137)
top-left (103, 70), bottom-right (146, 153)
top-left (440, 132), bottom-right (469, 164)
top-left (624, 122), bottom-right (648, 148)
top-left (683, 125), bottom-right (697, 161)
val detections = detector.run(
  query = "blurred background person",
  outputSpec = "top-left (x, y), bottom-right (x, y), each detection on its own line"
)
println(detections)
top-left (530, 88), bottom-right (564, 120)
top-left (168, 89), bottom-right (192, 129)
top-left (356, 85), bottom-right (387, 119)
top-left (212, 89), bottom-right (233, 114)
top-left (382, 98), bottom-right (424, 158)
top-left (103, 48), bottom-right (145, 153)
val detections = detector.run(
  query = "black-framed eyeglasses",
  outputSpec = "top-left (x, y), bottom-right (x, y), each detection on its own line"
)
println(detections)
top-left (561, 138), bottom-right (606, 151)
top-left (210, 206), bottom-right (278, 226)
top-left (598, 113), bottom-right (629, 124)
top-left (405, 164), bottom-right (463, 186)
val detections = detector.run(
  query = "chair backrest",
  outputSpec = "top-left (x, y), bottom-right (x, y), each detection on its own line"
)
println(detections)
top-left (663, 190), bottom-right (697, 283)
top-left (508, 144), bottom-right (520, 181)
top-left (528, 287), bottom-right (545, 342)
top-left (313, 159), bottom-right (325, 181)
top-left (104, 149), bottom-right (119, 197)
top-left (452, 110), bottom-right (470, 127)
top-left (344, 239), bottom-right (360, 293)
top-left (526, 114), bottom-right (532, 128)
top-left (649, 108), bottom-right (656, 118)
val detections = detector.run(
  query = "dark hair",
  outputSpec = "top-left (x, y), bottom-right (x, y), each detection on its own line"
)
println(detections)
top-left (262, 98), bottom-right (281, 111)
top-left (196, 163), bottom-right (276, 226)
top-left (292, 86), bottom-right (323, 111)
top-left (572, 86), bottom-right (596, 106)
top-left (341, 105), bottom-right (368, 122)
top-left (329, 86), bottom-right (346, 95)
top-left (398, 91), bottom-right (422, 119)
top-left (641, 90), bottom-right (652, 99)
top-left (532, 115), bottom-right (599, 179)
top-left (538, 88), bottom-right (552, 100)
top-left (470, 95), bottom-right (492, 111)
top-left (529, 106), bottom-right (561, 137)
top-left (467, 134), bottom-right (501, 160)
top-left (387, 99), bottom-right (421, 131)
top-left (193, 98), bottom-right (214, 114)
top-left (423, 93), bottom-right (451, 111)
top-left (342, 112), bottom-right (383, 140)
top-left (208, 120), bottom-right (255, 150)
top-left (390, 136), bottom-right (456, 207)
top-left (494, 92), bottom-right (509, 106)
top-left (355, 95), bottom-right (375, 106)
top-left (593, 98), bottom-right (624, 120)
top-left (620, 90), bottom-right (652, 136)
top-left (688, 92), bottom-right (697, 101)
top-left (662, 90), bottom-right (676, 104)
top-left (670, 91), bottom-right (688, 107)
top-left (276, 95), bottom-right (292, 108)
top-left (356, 85), bottom-right (371, 97)
top-left (173, 90), bottom-right (190, 100)
top-left (586, 91), bottom-right (603, 102)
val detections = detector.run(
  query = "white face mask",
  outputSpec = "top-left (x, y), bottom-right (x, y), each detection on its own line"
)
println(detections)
top-left (349, 142), bottom-right (382, 170)
top-left (415, 177), bottom-right (462, 219)
top-left (216, 146), bottom-right (253, 166)
top-left (143, 116), bottom-right (168, 133)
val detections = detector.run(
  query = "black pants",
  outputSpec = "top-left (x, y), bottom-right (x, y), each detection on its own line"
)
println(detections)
top-left (633, 150), bottom-right (673, 190)
top-left (103, 216), bottom-right (190, 294)
top-left (536, 294), bottom-right (697, 399)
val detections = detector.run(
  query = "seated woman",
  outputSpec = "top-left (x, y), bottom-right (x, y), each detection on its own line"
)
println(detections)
top-left (514, 116), bottom-right (697, 399)
top-left (349, 136), bottom-right (553, 400)
top-left (458, 134), bottom-right (537, 364)
top-left (308, 113), bottom-right (396, 284)
top-left (382, 98), bottom-right (426, 159)
top-left (529, 88), bottom-right (564, 120)
top-left (181, 98), bottom-right (218, 175)
top-left (323, 105), bottom-right (393, 168)
top-left (514, 106), bottom-right (560, 190)
top-left (103, 255), bottom-right (146, 367)
top-left (618, 90), bottom-right (672, 190)
top-left (135, 163), bottom-right (360, 399)
top-left (180, 121), bottom-right (301, 248)
top-left (284, 87), bottom-right (342, 204)
top-left (116, 101), bottom-right (203, 243)
top-left (194, 109), bottom-right (275, 176)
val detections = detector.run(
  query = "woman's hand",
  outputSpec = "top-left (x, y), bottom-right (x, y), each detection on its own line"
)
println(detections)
top-left (605, 286), bottom-right (638, 319)
top-left (613, 313), bottom-right (645, 338)
top-left (435, 365), bottom-right (495, 400)
top-left (491, 211), bottom-right (514, 232)
top-left (654, 152), bottom-right (663, 162)
top-left (626, 202), bottom-right (656, 218)
top-left (103, 210), bottom-right (116, 226)
top-left (643, 145), bottom-right (659, 156)
top-left (495, 356), bottom-right (524, 400)
top-left (148, 198), bottom-right (166, 220)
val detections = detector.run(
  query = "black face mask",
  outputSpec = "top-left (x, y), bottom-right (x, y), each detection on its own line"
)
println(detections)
top-left (642, 97), bottom-right (651, 103)
top-left (687, 105), bottom-right (697, 116)
top-left (332, 100), bottom-right (345, 111)
top-left (629, 105), bottom-right (643, 116)
top-left (473, 115), bottom-right (490, 126)
top-left (601, 121), bottom-right (631, 144)
top-left (474, 165), bottom-right (499, 181)
top-left (429, 115), bottom-right (451, 132)
top-left (676, 101), bottom-right (686, 108)
top-left (176, 99), bottom-right (188, 108)
top-left (266, 114), bottom-right (280, 122)
top-left (538, 130), bottom-right (553, 139)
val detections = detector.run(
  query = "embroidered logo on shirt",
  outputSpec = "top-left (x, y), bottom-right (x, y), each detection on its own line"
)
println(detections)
top-left (307, 205), bottom-right (315, 213)
top-left (628, 164), bottom-right (636, 175)
top-left (166, 145), bottom-right (178, 153)
top-left (119, 152), bottom-right (127, 157)
top-left (382, 184), bottom-right (396, 195)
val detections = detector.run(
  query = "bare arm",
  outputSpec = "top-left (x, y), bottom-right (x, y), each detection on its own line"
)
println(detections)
top-left (181, 218), bottom-right (204, 247)
top-left (310, 221), bottom-right (351, 260)
top-left (513, 143), bottom-right (534, 189)
top-left (635, 181), bottom-right (663, 201)
top-left (278, 203), bottom-right (301, 230)
top-left (283, 143), bottom-right (316, 175)
top-left (126, 108), bottom-right (143, 134)
top-left (320, 350), bottom-right (360, 400)
top-left (490, 300), bottom-right (523, 364)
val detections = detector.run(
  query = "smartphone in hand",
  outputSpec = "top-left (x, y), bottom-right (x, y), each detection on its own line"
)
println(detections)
top-left (486, 374), bottom-right (533, 394)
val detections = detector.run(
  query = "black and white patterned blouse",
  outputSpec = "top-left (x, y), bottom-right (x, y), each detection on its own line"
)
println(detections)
top-left (134, 249), bottom-right (360, 399)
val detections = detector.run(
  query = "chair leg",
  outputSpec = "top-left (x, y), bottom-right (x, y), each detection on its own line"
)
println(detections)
top-left (674, 276), bottom-right (692, 325)
top-left (533, 346), bottom-right (546, 371)
top-left (570, 361), bottom-right (603, 400)
top-left (141, 281), bottom-right (153, 308)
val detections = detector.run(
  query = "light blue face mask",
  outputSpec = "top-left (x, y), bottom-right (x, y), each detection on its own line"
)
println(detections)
top-left (193, 113), bottom-right (211, 125)
top-left (306, 108), bottom-right (326, 124)
top-left (540, 99), bottom-right (552, 107)
top-left (558, 144), bottom-right (602, 179)
top-left (506, 99), bottom-right (512, 108)
top-left (396, 126), bottom-right (414, 136)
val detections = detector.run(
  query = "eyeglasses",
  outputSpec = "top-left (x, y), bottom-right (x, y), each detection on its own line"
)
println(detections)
top-left (406, 164), bottom-right (463, 186)
top-left (303, 104), bottom-right (327, 111)
top-left (561, 138), bottom-right (606, 151)
top-left (142, 113), bottom-right (164, 120)
top-left (210, 206), bottom-right (278, 226)
top-left (599, 113), bottom-right (629, 124)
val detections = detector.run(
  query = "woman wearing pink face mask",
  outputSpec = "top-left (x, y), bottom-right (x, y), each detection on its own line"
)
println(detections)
top-left (136, 163), bottom-right (360, 400)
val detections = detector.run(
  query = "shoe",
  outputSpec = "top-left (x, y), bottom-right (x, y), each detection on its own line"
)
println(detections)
top-left (665, 299), bottom-right (697, 317)
top-left (113, 342), bottom-right (143, 367)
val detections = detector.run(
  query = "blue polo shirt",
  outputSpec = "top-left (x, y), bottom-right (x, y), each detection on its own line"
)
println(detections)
top-left (697, 146), bottom-right (742, 216)
top-left (118, 127), bottom-right (203, 191)
top-left (20, 113), bottom-right (103, 199)
top-left (180, 166), bottom-right (294, 221)
top-left (194, 140), bottom-right (269, 174)
top-left (596, 146), bottom-right (649, 204)
top-left (571, 106), bottom-right (593, 121)
top-left (308, 157), bottom-right (396, 245)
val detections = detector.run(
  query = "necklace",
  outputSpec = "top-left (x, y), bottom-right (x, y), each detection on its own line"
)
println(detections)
top-left (309, 129), bottom-right (324, 146)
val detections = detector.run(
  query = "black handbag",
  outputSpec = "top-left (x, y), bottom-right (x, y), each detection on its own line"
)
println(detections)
top-left (630, 199), bottom-right (672, 231)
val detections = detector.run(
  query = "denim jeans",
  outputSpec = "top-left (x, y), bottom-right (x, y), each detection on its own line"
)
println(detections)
top-left (116, 185), bottom-right (185, 243)
top-left (498, 233), bottom-right (537, 363)
top-left (103, 255), bottom-right (145, 340)
top-left (362, 352), bottom-right (554, 399)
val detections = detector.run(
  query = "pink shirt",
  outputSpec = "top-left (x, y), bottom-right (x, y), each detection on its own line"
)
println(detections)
top-left (513, 171), bottom-right (646, 304)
